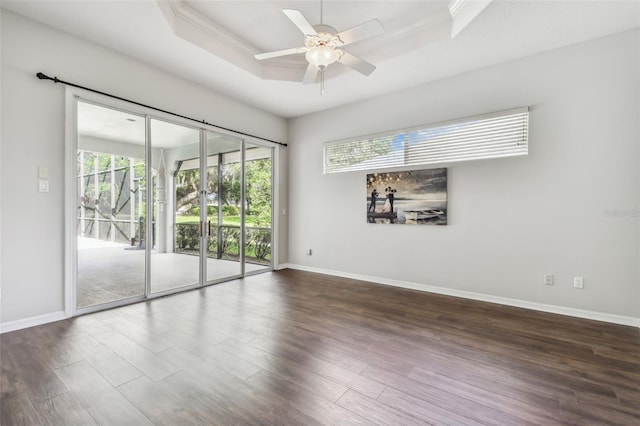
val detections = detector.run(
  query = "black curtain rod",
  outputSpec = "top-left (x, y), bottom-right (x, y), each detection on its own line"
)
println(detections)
top-left (36, 72), bottom-right (287, 147)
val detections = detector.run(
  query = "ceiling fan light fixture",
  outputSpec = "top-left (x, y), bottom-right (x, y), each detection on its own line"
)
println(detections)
top-left (255, 4), bottom-right (384, 86)
top-left (305, 44), bottom-right (339, 70)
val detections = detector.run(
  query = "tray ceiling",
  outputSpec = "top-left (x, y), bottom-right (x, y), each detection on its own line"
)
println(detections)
top-left (2, 1), bottom-right (639, 118)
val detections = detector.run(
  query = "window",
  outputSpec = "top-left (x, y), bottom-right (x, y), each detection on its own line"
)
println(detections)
top-left (324, 107), bottom-right (529, 174)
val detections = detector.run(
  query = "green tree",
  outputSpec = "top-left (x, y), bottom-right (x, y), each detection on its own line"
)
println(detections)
top-left (245, 159), bottom-right (272, 226)
top-left (175, 168), bottom-right (200, 212)
top-left (327, 135), bottom-right (397, 169)
top-left (221, 163), bottom-right (241, 207)
top-left (174, 158), bottom-right (272, 227)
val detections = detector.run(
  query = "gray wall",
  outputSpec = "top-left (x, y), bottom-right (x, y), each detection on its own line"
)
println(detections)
top-left (0, 11), bottom-right (288, 324)
top-left (288, 29), bottom-right (640, 320)
top-left (1, 10), bottom-right (638, 327)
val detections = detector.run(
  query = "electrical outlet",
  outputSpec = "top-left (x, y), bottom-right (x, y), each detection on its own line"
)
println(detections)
top-left (573, 277), bottom-right (584, 289)
top-left (544, 274), bottom-right (553, 285)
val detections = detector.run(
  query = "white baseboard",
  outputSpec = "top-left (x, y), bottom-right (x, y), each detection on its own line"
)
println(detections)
top-left (284, 264), bottom-right (640, 328)
top-left (2, 267), bottom-right (637, 333)
top-left (0, 311), bottom-right (67, 334)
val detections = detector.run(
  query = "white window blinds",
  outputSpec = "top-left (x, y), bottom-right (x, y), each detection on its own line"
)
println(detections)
top-left (323, 107), bottom-right (529, 174)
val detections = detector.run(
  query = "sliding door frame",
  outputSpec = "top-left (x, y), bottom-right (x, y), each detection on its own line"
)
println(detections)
top-left (201, 134), bottom-right (247, 286)
top-left (64, 87), bottom-right (279, 318)
top-left (199, 129), bottom-right (208, 287)
top-left (242, 143), bottom-right (276, 278)
top-left (145, 116), bottom-right (202, 299)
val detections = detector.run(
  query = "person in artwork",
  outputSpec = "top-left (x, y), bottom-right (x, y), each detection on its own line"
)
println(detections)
top-left (369, 188), bottom-right (379, 212)
top-left (382, 187), bottom-right (396, 213)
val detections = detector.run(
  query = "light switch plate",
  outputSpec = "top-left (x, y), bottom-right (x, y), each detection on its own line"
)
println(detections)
top-left (39, 180), bottom-right (49, 193)
top-left (38, 167), bottom-right (49, 179)
top-left (573, 276), bottom-right (584, 289)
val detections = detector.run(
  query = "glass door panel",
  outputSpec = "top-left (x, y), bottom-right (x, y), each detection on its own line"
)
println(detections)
top-left (76, 101), bottom-right (146, 308)
top-left (205, 131), bottom-right (243, 282)
top-left (150, 118), bottom-right (201, 294)
top-left (73, 95), bottom-right (278, 319)
top-left (244, 144), bottom-right (273, 273)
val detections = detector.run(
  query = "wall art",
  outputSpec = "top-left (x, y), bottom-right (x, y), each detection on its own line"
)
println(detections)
top-left (366, 168), bottom-right (447, 225)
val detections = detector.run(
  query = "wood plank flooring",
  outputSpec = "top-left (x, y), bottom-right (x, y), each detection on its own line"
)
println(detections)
top-left (1, 269), bottom-right (639, 425)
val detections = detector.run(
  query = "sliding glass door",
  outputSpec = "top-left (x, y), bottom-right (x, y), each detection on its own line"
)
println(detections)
top-left (76, 102), bottom-right (147, 309)
top-left (204, 131), bottom-right (244, 282)
top-left (74, 98), bottom-right (274, 313)
top-left (149, 118), bottom-right (202, 294)
top-left (244, 143), bottom-right (273, 275)
top-left (202, 137), bottom-right (274, 281)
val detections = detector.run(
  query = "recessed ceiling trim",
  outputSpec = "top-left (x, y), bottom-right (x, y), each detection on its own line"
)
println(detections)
top-left (449, 0), bottom-right (493, 38)
top-left (154, 0), bottom-right (476, 84)
top-left (157, 0), bottom-right (307, 82)
top-left (158, 1), bottom-right (260, 72)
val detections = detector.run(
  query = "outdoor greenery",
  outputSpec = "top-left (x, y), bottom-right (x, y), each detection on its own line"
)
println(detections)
top-left (175, 222), bottom-right (271, 265)
top-left (175, 158), bottom-right (272, 227)
top-left (78, 150), bottom-right (272, 264)
top-left (326, 134), bottom-right (397, 170)
top-left (174, 157), bottom-right (272, 264)
top-left (245, 159), bottom-right (272, 226)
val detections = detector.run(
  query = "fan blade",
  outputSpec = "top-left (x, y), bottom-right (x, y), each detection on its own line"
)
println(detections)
top-left (283, 9), bottom-right (317, 36)
top-left (338, 51), bottom-right (376, 76)
top-left (302, 63), bottom-right (318, 84)
top-left (255, 46), bottom-right (307, 60)
top-left (336, 19), bottom-right (384, 46)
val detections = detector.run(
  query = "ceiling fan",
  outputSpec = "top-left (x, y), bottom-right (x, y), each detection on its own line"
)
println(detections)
top-left (254, 1), bottom-right (384, 90)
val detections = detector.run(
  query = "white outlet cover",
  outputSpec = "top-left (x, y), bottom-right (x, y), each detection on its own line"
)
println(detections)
top-left (38, 180), bottom-right (49, 193)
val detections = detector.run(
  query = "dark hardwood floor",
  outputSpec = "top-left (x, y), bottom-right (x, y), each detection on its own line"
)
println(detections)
top-left (1, 269), bottom-right (639, 425)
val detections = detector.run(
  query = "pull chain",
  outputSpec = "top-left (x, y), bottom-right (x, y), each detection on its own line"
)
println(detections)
top-left (319, 0), bottom-right (326, 94)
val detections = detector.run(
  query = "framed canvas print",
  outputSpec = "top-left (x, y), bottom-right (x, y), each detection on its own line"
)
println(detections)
top-left (366, 168), bottom-right (447, 225)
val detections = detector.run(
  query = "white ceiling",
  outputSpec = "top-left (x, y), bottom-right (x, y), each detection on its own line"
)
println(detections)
top-left (2, 1), bottom-right (640, 118)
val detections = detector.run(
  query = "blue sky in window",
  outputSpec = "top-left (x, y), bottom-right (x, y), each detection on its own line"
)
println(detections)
top-left (408, 122), bottom-right (467, 145)
top-left (392, 133), bottom-right (404, 150)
